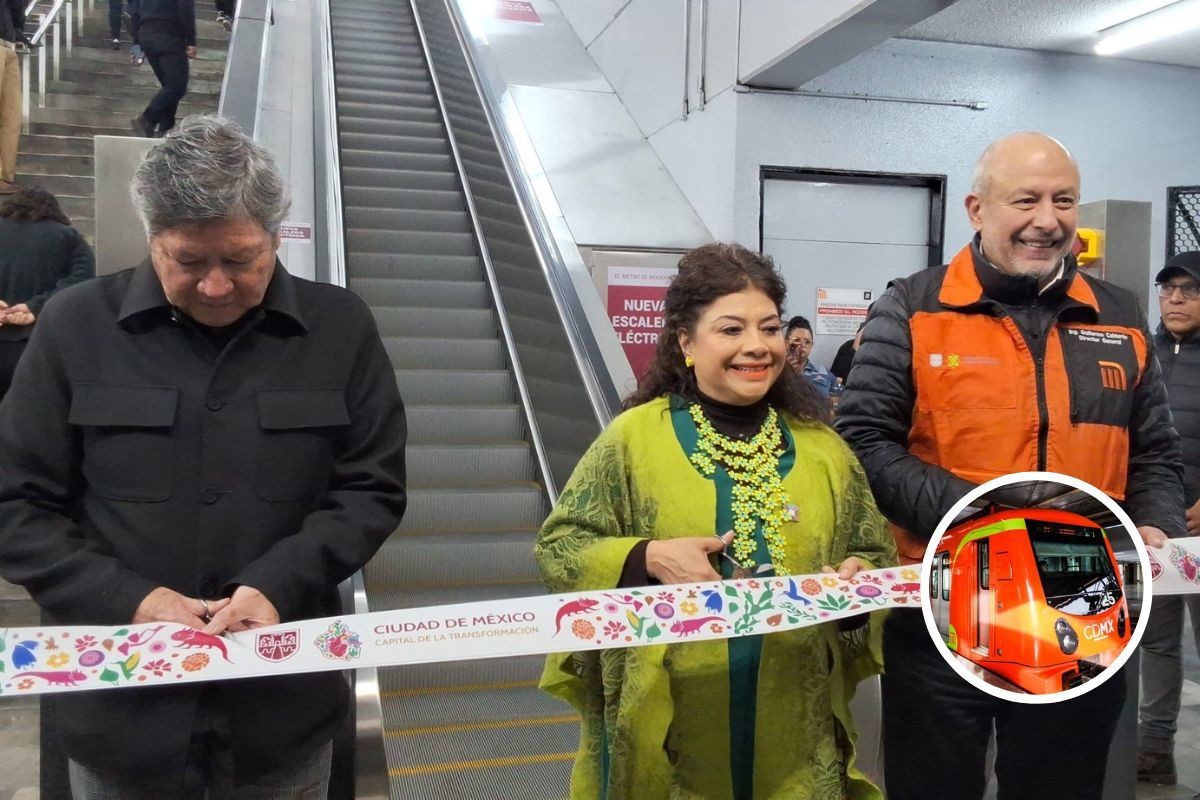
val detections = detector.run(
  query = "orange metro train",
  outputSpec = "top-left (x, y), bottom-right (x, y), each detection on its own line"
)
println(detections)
top-left (930, 508), bottom-right (1131, 694)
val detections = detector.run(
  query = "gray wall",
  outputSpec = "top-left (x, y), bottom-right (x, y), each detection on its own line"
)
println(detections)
top-left (733, 38), bottom-right (1200, 288)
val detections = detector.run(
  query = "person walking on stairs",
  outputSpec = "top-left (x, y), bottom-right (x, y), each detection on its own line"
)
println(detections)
top-left (130, 0), bottom-right (196, 137)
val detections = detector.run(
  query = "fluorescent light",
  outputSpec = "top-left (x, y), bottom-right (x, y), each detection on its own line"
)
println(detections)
top-left (1095, 0), bottom-right (1200, 55)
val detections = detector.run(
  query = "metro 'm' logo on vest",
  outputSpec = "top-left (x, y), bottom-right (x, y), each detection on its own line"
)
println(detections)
top-left (1098, 361), bottom-right (1127, 391)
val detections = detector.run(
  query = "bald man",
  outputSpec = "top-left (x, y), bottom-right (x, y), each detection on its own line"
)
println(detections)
top-left (836, 132), bottom-right (1185, 799)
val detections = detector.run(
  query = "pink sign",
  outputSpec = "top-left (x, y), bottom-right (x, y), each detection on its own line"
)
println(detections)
top-left (494, 0), bottom-right (540, 23)
top-left (607, 267), bottom-right (675, 379)
top-left (278, 223), bottom-right (313, 243)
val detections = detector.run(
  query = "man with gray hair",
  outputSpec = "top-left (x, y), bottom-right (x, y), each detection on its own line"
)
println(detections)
top-left (0, 114), bottom-right (407, 797)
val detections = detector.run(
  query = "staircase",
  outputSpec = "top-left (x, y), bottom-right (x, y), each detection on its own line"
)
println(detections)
top-left (329, 0), bottom-right (577, 796)
top-left (15, 0), bottom-right (230, 241)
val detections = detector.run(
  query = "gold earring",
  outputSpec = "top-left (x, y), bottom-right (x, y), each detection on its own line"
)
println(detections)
top-left (684, 355), bottom-right (694, 368)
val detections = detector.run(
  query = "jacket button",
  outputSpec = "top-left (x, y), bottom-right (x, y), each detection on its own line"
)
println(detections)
top-left (206, 395), bottom-right (223, 411)
top-left (201, 487), bottom-right (220, 505)
top-left (199, 579), bottom-right (218, 597)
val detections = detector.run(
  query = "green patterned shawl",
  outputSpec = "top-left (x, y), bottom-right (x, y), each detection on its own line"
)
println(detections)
top-left (536, 397), bottom-right (897, 799)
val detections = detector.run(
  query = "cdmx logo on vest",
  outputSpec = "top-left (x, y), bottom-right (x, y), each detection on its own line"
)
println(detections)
top-left (929, 353), bottom-right (960, 369)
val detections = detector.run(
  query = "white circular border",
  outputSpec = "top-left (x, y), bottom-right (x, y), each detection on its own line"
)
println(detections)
top-left (919, 470), bottom-right (1153, 704)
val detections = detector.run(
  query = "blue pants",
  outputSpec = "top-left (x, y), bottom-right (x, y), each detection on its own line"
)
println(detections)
top-left (106, 0), bottom-right (123, 40)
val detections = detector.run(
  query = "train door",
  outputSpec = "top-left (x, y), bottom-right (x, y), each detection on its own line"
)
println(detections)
top-left (934, 551), bottom-right (950, 637)
top-left (977, 539), bottom-right (991, 654)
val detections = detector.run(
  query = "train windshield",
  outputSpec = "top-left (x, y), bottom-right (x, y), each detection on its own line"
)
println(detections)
top-left (1028, 522), bottom-right (1121, 615)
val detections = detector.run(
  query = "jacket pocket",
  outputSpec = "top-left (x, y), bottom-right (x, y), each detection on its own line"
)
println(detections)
top-left (254, 389), bottom-right (349, 502)
top-left (69, 384), bottom-right (178, 502)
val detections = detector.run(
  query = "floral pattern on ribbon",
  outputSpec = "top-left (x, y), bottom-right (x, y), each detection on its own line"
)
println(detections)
top-left (0, 622), bottom-right (216, 696)
top-left (552, 567), bottom-right (920, 646)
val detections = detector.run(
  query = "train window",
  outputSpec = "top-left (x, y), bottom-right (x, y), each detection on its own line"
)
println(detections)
top-left (979, 540), bottom-right (989, 590)
top-left (1028, 522), bottom-right (1121, 615)
top-left (931, 556), bottom-right (939, 599)
top-left (941, 552), bottom-right (950, 600)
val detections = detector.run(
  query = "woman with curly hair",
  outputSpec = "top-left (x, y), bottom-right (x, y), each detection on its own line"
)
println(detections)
top-left (0, 186), bottom-right (95, 397)
top-left (536, 243), bottom-right (896, 799)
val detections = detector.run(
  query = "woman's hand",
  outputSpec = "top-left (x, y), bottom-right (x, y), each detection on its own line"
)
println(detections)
top-left (822, 556), bottom-right (871, 581)
top-left (646, 532), bottom-right (734, 584)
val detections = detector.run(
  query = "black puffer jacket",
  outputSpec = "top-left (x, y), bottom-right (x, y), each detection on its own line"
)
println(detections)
top-left (1157, 324), bottom-right (1200, 506)
top-left (835, 241), bottom-right (1184, 550)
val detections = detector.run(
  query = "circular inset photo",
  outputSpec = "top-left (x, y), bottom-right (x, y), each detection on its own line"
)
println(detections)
top-left (920, 471), bottom-right (1152, 703)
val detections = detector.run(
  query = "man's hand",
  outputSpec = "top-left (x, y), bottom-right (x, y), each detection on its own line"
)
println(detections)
top-left (823, 556), bottom-right (872, 581)
top-left (0, 304), bottom-right (35, 326)
top-left (202, 585), bottom-right (280, 635)
top-left (1138, 525), bottom-right (1168, 548)
top-left (186, 45), bottom-right (198, 59)
top-left (1187, 500), bottom-right (1200, 536)
top-left (133, 586), bottom-right (227, 628)
top-left (646, 532), bottom-right (734, 584)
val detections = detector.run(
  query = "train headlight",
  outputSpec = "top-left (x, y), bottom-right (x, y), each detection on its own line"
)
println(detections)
top-left (1054, 618), bottom-right (1079, 655)
top-left (1117, 607), bottom-right (1127, 638)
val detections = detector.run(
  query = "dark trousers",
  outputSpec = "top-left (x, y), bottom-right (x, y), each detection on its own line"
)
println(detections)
top-left (882, 609), bottom-right (1125, 800)
top-left (106, 0), bottom-right (123, 40)
top-left (139, 29), bottom-right (189, 134)
top-left (215, 0), bottom-right (236, 17)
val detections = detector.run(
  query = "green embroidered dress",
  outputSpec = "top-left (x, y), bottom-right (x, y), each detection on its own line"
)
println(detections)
top-left (536, 396), bottom-right (897, 800)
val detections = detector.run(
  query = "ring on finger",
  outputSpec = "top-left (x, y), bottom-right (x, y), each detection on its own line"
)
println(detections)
top-left (200, 598), bottom-right (210, 620)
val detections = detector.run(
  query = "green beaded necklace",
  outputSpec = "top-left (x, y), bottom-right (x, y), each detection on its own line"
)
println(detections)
top-left (687, 403), bottom-right (792, 574)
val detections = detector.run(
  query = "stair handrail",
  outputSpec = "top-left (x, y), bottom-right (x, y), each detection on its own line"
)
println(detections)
top-left (19, 0), bottom-right (76, 126)
top-left (422, 0), bottom-right (623, 430)
top-left (404, 0), bottom-right (563, 502)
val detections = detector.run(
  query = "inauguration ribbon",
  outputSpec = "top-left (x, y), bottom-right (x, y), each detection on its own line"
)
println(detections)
top-left (5, 539), bottom-right (1198, 699)
top-left (1147, 536), bottom-right (1200, 596)
top-left (0, 566), bottom-right (922, 697)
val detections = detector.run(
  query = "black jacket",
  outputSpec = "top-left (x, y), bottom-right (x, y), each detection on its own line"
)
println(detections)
top-left (836, 241), bottom-right (1185, 545)
top-left (0, 0), bottom-right (25, 43)
top-left (130, 0), bottom-right (196, 45)
top-left (1156, 324), bottom-right (1200, 507)
top-left (0, 262), bottom-right (406, 780)
top-left (0, 217), bottom-right (95, 341)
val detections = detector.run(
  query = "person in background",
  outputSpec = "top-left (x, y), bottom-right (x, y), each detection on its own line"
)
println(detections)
top-left (537, 243), bottom-right (896, 799)
top-left (108, 0), bottom-right (126, 48)
top-left (1137, 250), bottom-right (1200, 788)
top-left (0, 0), bottom-right (27, 194)
top-left (215, 0), bottom-right (234, 31)
top-left (0, 186), bottom-right (94, 398)
top-left (830, 321), bottom-right (866, 384)
top-left (130, 0), bottom-right (196, 137)
top-left (836, 131), bottom-right (1184, 799)
top-left (0, 115), bottom-right (406, 799)
top-left (785, 314), bottom-right (835, 397)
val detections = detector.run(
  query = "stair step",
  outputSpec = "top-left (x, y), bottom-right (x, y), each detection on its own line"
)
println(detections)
top-left (349, 278), bottom-right (488, 309)
top-left (341, 184), bottom-right (464, 213)
top-left (404, 443), bottom-right (533, 485)
top-left (406, 404), bottom-right (522, 444)
top-left (382, 336), bottom-right (505, 370)
top-left (17, 133), bottom-right (95, 157)
top-left (345, 229), bottom-right (477, 258)
top-left (343, 206), bottom-right (470, 234)
top-left (393, 369), bottom-right (514, 406)
top-left (398, 486), bottom-right (546, 533)
top-left (369, 529), bottom-right (539, 585)
top-left (14, 172), bottom-right (93, 195)
top-left (370, 306), bottom-right (496, 339)
top-left (15, 153), bottom-right (94, 176)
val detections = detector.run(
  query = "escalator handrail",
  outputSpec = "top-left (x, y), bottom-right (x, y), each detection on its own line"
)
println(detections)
top-left (311, 4), bottom-right (385, 798)
top-left (405, 0), bottom-right (561, 502)
top-left (423, 0), bottom-right (624, 430)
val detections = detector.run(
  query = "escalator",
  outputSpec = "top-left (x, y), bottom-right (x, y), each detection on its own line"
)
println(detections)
top-left (328, 0), bottom-right (587, 795)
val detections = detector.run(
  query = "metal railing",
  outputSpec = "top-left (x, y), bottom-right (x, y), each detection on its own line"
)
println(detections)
top-left (20, 0), bottom-right (93, 126)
